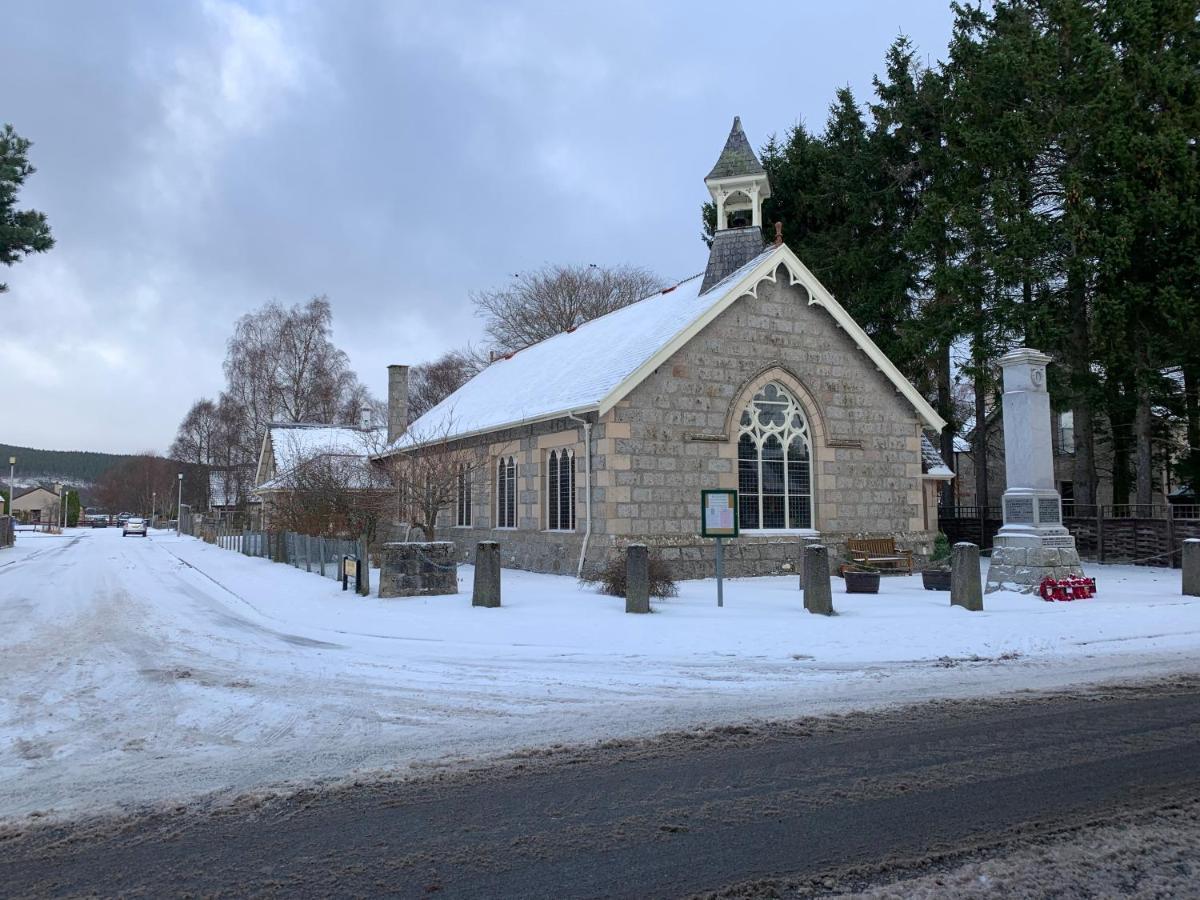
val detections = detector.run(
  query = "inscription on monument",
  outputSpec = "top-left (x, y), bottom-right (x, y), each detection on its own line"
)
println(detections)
top-left (1006, 497), bottom-right (1034, 524)
top-left (1041, 535), bottom-right (1075, 548)
top-left (1038, 498), bottom-right (1061, 524)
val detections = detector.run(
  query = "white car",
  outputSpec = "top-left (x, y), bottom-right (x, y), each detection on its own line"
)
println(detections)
top-left (122, 517), bottom-right (147, 537)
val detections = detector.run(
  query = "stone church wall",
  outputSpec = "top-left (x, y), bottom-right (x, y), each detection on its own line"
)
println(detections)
top-left (430, 264), bottom-right (934, 581)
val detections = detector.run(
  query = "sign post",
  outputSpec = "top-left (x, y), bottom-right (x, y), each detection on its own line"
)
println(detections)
top-left (700, 489), bottom-right (738, 607)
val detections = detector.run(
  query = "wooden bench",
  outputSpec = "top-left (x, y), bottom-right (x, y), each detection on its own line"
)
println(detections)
top-left (844, 537), bottom-right (913, 575)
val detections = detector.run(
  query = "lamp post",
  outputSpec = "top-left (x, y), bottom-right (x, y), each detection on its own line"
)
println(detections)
top-left (152, 491), bottom-right (156, 527)
top-left (8, 457), bottom-right (14, 524)
top-left (177, 473), bottom-right (183, 536)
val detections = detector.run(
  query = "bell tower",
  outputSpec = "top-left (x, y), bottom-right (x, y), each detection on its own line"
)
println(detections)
top-left (701, 117), bottom-right (771, 293)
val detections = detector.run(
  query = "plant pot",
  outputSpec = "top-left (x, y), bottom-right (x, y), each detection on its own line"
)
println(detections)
top-left (922, 569), bottom-right (952, 591)
top-left (844, 570), bottom-right (880, 594)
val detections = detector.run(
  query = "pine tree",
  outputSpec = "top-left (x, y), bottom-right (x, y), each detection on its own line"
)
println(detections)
top-left (0, 124), bottom-right (53, 293)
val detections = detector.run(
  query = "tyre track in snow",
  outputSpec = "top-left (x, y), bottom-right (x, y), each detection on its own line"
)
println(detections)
top-left (1, 678), bottom-right (1197, 898)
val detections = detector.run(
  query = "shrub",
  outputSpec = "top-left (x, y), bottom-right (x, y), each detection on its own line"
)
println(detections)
top-left (581, 551), bottom-right (679, 599)
top-left (931, 531), bottom-right (952, 567)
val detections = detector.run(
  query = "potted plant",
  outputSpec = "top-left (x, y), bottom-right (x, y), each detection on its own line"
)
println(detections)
top-left (843, 566), bottom-right (880, 594)
top-left (922, 532), bottom-right (952, 591)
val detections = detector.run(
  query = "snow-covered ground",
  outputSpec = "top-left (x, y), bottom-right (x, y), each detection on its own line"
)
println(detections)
top-left (0, 527), bottom-right (1196, 823)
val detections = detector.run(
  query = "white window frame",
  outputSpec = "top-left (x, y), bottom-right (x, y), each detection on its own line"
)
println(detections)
top-left (737, 381), bottom-right (815, 532)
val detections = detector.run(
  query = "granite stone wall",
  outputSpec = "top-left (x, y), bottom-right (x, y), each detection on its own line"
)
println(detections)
top-left (415, 265), bottom-right (936, 580)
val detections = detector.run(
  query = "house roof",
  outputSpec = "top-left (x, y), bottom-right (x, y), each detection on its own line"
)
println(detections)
top-left (706, 116), bottom-right (765, 180)
top-left (256, 423), bottom-right (384, 488)
top-left (383, 243), bottom-right (945, 454)
top-left (921, 435), bottom-right (954, 478)
top-left (13, 485), bottom-right (58, 501)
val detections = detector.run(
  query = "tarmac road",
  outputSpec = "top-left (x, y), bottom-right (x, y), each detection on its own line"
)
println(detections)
top-left (3, 677), bottom-right (1198, 898)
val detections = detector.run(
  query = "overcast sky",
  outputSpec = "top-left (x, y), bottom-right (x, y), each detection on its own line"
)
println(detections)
top-left (2, 1), bottom-right (955, 454)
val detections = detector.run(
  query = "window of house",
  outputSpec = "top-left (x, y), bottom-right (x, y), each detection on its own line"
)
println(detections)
top-left (496, 456), bottom-right (516, 528)
top-left (455, 464), bottom-right (471, 527)
top-left (1059, 410), bottom-right (1075, 454)
top-left (546, 449), bottom-right (576, 531)
top-left (737, 381), bottom-right (813, 530)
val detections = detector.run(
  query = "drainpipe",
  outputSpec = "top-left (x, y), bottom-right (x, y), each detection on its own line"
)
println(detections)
top-left (566, 410), bottom-right (593, 578)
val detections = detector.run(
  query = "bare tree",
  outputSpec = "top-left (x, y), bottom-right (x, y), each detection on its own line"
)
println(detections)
top-left (374, 416), bottom-right (481, 542)
top-left (408, 346), bottom-right (488, 420)
top-left (170, 399), bottom-right (222, 465)
top-left (472, 264), bottom-right (666, 354)
top-left (264, 452), bottom-right (390, 542)
top-left (177, 296), bottom-right (376, 471)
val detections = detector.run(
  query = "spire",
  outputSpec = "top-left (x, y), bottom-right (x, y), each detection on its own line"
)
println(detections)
top-left (705, 116), bottom-right (765, 180)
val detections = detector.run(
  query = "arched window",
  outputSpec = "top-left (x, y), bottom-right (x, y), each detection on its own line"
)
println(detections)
top-left (546, 449), bottom-right (576, 531)
top-left (455, 464), bottom-right (471, 527)
top-left (496, 456), bottom-right (516, 528)
top-left (737, 382), bottom-right (812, 530)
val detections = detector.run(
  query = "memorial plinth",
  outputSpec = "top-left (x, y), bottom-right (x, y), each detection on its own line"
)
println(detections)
top-left (985, 348), bottom-right (1084, 593)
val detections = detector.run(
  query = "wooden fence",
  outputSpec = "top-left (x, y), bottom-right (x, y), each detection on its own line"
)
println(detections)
top-left (939, 504), bottom-right (1200, 567)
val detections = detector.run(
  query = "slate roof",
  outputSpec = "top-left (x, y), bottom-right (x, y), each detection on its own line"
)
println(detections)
top-left (383, 248), bottom-right (777, 451)
top-left (921, 434), bottom-right (954, 477)
top-left (381, 241), bottom-right (948, 454)
top-left (701, 225), bottom-right (766, 293)
top-left (705, 116), bottom-right (765, 180)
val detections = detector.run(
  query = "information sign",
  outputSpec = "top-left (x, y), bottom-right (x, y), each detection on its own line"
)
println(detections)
top-left (700, 489), bottom-right (738, 538)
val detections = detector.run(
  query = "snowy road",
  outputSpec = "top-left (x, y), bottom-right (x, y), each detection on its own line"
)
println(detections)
top-left (1, 527), bottom-right (1198, 823)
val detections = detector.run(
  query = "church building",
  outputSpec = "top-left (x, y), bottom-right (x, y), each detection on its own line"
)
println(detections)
top-left (377, 118), bottom-right (952, 578)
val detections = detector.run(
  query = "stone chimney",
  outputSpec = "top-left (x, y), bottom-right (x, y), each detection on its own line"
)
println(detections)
top-left (387, 364), bottom-right (409, 444)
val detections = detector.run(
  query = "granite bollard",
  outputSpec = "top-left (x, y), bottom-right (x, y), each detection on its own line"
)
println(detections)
top-left (1184, 539), bottom-right (1200, 598)
top-left (472, 541), bottom-right (501, 608)
top-left (951, 542), bottom-right (984, 611)
top-left (803, 544), bottom-right (834, 615)
top-left (626, 543), bottom-right (650, 614)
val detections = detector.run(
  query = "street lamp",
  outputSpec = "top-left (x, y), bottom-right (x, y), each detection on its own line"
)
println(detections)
top-left (177, 473), bottom-right (183, 536)
top-left (8, 457), bottom-right (14, 524)
top-left (152, 491), bottom-right (156, 527)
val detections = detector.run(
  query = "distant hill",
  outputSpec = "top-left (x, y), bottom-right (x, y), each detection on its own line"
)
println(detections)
top-left (0, 443), bottom-right (131, 488)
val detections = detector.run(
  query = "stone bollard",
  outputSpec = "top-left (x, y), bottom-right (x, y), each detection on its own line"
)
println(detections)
top-left (1184, 539), bottom-right (1200, 597)
top-left (951, 542), bottom-right (984, 611)
top-left (796, 535), bottom-right (820, 591)
top-left (803, 544), bottom-right (834, 615)
top-left (626, 544), bottom-right (650, 614)
top-left (472, 541), bottom-right (501, 608)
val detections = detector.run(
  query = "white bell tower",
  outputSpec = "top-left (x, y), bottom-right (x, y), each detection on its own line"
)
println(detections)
top-left (705, 116), bottom-right (771, 231)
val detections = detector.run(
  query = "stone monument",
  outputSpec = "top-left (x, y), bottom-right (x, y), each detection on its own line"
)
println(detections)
top-left (985, 348), bottom-right (1085, 593)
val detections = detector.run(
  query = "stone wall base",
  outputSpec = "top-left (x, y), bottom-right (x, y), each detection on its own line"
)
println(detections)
top-left (985, 545), bottom-right (1084, 594)
top-left (379, 542), bottom-right (458, 598)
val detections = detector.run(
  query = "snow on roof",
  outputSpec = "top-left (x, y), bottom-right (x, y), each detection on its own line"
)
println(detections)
top-left (389, 250), bottom-right (775, 449)
top-left (269, 424), bottom-right (384, 474)
top-left (953, 435), bottom-right (971, 454)
top-left (386, 242), bottom-right (946, 452)
top-left (258, 423), bottom-right (385, 489)
top-left (921, 434), bottom-right (954, 479)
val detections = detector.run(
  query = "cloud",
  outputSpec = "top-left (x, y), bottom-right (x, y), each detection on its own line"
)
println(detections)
top-left (138, 0), bottom-right (319, 213)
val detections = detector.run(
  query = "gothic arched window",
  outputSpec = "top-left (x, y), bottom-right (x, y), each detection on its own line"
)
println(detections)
top-left (737, 382), bottom-right (813, 530)
top-left (546, 449), bottom-right (576, 531)
top-left (496, 456), bottom-right (516, 529)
